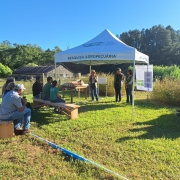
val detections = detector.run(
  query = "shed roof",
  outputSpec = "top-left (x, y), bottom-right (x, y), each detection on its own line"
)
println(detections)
top-left (13, 65), bottom-right (58, 75)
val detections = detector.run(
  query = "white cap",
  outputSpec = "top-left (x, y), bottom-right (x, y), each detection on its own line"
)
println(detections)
top-left (15, 84), bottom-right (26, 90)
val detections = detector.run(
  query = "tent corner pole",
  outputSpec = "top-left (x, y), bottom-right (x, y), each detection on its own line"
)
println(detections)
top-left (89, 60), bottom-right (92, 74)
top-left (131, 60), bottom-right (136, 121)
top-left (147, 63), bottom-right (149, 101)
top-left (89, 60), bottom-right (92, 98)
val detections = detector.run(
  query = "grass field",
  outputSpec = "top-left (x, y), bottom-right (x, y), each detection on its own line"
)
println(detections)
top-left (0, 91), bottom-right (180, 180)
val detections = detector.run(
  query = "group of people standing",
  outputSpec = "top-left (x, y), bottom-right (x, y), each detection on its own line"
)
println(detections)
top-left (114, 68), bottom-right (133, 104)
top-left (89, 68), bottom-right (133, 104)
top-left (0, 68), bottom-right (133, 133)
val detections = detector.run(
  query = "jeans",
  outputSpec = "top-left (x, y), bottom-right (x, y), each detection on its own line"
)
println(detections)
top-left (91, 85), bottom-right (98, 101)
top-left (115, 85), bottom-right (121, 102)
top-left (3, 108), bottom-right (31, 130)
top-left (126, 87), bottom-right (133, 104)
top-left (51, 98), bottom-right (65, 103)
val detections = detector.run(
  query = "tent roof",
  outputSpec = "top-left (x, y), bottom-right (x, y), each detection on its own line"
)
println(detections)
top-left (55, 29), bottom-right (149, 65)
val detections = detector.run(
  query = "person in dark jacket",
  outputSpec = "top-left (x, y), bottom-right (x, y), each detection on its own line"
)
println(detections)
top-left (114, 68), bottom-right (124, 102)
top-left (32, 76), bottom-right (43, 108)
top-left (32, 76), bottom-right (42, 98)
top-left (125, 69), bottom-right (133, 104)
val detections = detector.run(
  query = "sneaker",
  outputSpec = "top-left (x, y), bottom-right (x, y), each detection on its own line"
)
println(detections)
top-left (15, 127), bottom-right (22, 130)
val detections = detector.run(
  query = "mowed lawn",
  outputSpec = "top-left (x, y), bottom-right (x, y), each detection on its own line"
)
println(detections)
top-left (0, 91), bottom-right (180, 180)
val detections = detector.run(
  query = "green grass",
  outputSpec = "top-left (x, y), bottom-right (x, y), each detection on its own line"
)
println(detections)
top-left (0, 92), bottom-right (180, 180)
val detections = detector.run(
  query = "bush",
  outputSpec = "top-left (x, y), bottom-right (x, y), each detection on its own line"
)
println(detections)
top-left (151, 79), bottom-right (180, 105)
top-left (153, 65), bottom-right (180, 80)
top-left (0, 63), bottom-right (12, 77)
top-left (95, 73), bottom-right (125, 97)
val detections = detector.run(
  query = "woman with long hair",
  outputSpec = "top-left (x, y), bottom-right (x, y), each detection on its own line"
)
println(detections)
top-left (2, 77), bottom-right (15, 96)
top-left (89, 69), bottom-right (99, 102)
top-left (2, 82), bottom-right (16, 97)
top-left (50, 80), bottom-right (65, 103)
top-left (125, 69), bottom-right (133, 104)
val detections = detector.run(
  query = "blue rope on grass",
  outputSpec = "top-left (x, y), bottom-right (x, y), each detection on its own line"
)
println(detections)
top-left (31, 133), bottom-right (128, 180)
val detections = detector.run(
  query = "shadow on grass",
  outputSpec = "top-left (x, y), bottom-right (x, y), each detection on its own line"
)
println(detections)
top-left (116, 113), bottom-right (180, 142)
top-left (134, 99), bottom-right (171, 110)
top-left (79, 102), bottom-right (126, 113)
top-left (31, 108), bottom-right (69, 126)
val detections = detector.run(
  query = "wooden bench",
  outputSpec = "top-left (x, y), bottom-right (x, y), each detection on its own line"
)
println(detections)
top-left (0, 120), bottom-right (14, 139)
top-left (33, 98), bottom-right (80, 120)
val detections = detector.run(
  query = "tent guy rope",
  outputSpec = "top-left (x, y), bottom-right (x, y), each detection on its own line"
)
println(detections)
top-left (31, 133), bottom-right (128, 180)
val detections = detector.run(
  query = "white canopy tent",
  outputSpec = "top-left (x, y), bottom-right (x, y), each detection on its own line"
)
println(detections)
top-left (55, 29), bottom-right (149, 120)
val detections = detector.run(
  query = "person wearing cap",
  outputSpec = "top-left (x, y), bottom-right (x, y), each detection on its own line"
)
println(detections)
top-left (2, 82), bottom-right (16, 98)
top-left (0, 84), bottom-right (32, 133)
top-left (32, 76), bottom-right (42, 98)
top-left (42, 76), bottom-right (53, 100)
top-left (114, 68), bottom-right (124, 102)
top-left (2, 76), bottom-right (15, 96)
top-left (89, 70), bottom-right (99, 102)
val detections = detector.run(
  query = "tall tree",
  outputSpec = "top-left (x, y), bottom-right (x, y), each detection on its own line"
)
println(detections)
top-left (119, 25), bottom-right (180, 65)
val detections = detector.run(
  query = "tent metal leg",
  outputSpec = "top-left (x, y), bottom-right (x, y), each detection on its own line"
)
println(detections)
top-left (131, 60), bottom-right (136, 121)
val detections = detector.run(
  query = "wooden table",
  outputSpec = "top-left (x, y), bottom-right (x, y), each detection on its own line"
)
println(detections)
top-left (61, 85), bottom-right (88, 103)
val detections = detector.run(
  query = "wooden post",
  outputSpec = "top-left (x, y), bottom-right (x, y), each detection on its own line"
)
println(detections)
top-left (63, 88), bottom-right (65, 98)
top-left (42, 73), bottom-right (45, 86)
top-left (106, 84), bottom-right (108, 97)
top-left (78, 88), bottom-right (80, 98)
top-left (85, 87), bottom-right (87, 99)
top-left (70, 89), bottom-right (73, 103)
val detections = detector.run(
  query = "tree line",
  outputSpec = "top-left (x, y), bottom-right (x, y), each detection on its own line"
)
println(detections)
top-left (0, 41), bottom-right (61, 70)
top-left (117, 25), bottom-right (180, 65)
top-left (0, 24), bottom-right (180, 75)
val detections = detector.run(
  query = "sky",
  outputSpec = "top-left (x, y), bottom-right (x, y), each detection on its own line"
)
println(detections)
top-left (0, 0), bottom-right (180, 51)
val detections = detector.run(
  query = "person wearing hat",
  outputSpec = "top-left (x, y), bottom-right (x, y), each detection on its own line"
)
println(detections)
top-left (114, 68), bottom-right (124, 102)
top-left (89, 69), bottom-right (99, 102)
top-left (0, 84), bottom-right (32, 133)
